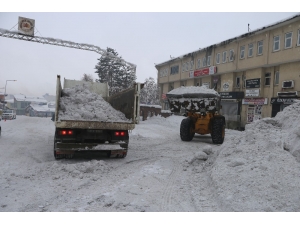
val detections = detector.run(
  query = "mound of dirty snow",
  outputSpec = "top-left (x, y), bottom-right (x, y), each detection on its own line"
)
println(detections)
top-left (209, 100), bottom-right (300, 211)
top-left (58, 83), bottom-right (130, 123)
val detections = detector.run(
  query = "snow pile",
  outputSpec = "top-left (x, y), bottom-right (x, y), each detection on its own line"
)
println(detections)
top-left (58, 83), bottom-right (130, 123)
top-left (167, 85), bottom-right (219, 96)
top-left (209, 100), bottom-right (300, 211)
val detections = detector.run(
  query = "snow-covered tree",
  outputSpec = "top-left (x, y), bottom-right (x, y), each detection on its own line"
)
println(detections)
top-left (81, 73), bottom-right (94, 82)
top-left (95, 47), bottom-right (136, 95)
top-left (140, 77), bottom-right (160, 105)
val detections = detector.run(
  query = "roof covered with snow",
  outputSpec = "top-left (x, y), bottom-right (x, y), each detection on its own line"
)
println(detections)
top-left (28, 104), bottom-right (55, 112)
top-left (14, 94), bottom-right (47, 103)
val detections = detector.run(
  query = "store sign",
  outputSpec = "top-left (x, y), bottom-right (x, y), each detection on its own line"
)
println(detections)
top-left (161, 93), bottom-right (167, 100)
top-left (245, 89), bottom-right (260, 97)
top-left (246, 78), bottom-right (260, 88)
top-left (202, 82), bottom-right (210, 88)
top-left (219, 92), bottom-right (244, 99)
top-left (194, 66), bottom-right (217, 77)
top-left (222, 82), bottom-right (230, 91)
top-left (242, 98), bottom-right (268, 105)
top-left (18, 17), bottom-right (35, 36)
top-left (270, 98), bottom-right (297, 104)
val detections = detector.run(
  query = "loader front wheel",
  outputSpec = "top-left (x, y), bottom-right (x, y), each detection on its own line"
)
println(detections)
top-left (180, 118), bottom-right (195, 141)
top-left (211, 118), bottom-right (225, 144)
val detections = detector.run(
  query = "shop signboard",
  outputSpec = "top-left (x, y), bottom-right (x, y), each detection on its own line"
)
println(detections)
top-left (246, 78), bottom-right (260, 88)
top-left (194, 66), bottom-right (217, 77)
top-left (245, 89), bottom-right (260, 97)
top-left (219, 92), bottom-right (244, 99)
top-left (270, 98), bottom-right (297, 104)
top-left (242, 98), bottom-right (268, 105)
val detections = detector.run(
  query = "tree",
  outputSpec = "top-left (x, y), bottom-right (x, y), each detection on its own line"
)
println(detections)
top-left (95, 47), bottom-right (136, 95)
top-left (81, 73), bottom-right (94, 82)
top-left (140, 77), bottom-right (160, 105)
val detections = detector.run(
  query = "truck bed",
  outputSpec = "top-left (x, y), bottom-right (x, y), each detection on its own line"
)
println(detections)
top-left (55, 120), bottom-right (135, 130)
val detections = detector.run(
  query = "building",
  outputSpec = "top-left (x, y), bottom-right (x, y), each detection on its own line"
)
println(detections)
top-left (155, 13), bottom-right (300, 129)
top-left (13, 94), bottom-right (48, 115)
top-left (25, 102), bottom-right (55, 117)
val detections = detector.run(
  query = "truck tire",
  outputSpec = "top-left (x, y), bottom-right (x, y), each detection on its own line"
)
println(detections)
top-left (180, 118), bottom-right (195, 141)
top-left (211, 118), bottom-right (225, 144)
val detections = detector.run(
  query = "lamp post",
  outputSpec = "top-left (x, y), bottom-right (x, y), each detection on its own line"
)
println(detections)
top-left (4, 80), bottom-right (17, 96)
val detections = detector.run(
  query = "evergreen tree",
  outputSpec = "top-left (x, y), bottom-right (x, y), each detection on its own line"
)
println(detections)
top-left (81, 73), bottom-right (94, 82)
top-left (95, 47), bottom-right (136, 95)
top-left (140, 77), bottom-right (160, 105)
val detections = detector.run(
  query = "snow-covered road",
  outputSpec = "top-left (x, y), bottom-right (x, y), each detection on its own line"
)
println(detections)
top-left (1, 110), bottom-right (300, 212)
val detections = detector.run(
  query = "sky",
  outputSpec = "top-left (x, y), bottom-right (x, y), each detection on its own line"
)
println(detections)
top-left (0, 2), bottom-right (298, 96)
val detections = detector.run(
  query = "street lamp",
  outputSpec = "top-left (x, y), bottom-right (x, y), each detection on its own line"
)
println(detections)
top-left (4, 80), bottom-right (17, 96)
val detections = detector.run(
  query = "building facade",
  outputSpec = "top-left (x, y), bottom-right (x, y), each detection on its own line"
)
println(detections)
top-left (155, 14), bottom-right (300, 129)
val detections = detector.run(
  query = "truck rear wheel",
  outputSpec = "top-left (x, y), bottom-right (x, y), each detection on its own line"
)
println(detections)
top-left (180, 118), bottom-right (195, 141)
top-left (211, 118), bottom-right (225, 144)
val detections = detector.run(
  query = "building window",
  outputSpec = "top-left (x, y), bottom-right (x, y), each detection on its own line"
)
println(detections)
top-left (248, 43), bottom-right (253, 57)
top-left (170, 65), bottom-right (179, 75)
top-left (222, 51), bottom-right (227, 63)
top-left (285, 32), bottom-right (292, 49)
top-left (257, 41), bottom-right (263, 55)
top-left (240, 46), bottom-right (245, 59)
top-left (190, 61), bottom-right (194, 70)
top-left (202, 57), bottom-right (206, 67)
top-left (197, 59), bottom-right (201, 69)
top-left (265, 73), bottom-right (271, 85)
top-left (207, 56), bottom-right (211, 66)
top-left (229, 49), bottom-right (234, 61)
top-left (160, 68), bottom-right (168, 77)
top-left (242, 74), bottom-right (246, 88)
top-left (273, 35), bottom-right (280, 52)
top-left (274, 71), bottom-right (279, 85)
top-left (298, 29), bottom-right (300, 46)
top-left (216, 53), bottom-right (220, 64)
top-left (236, 77), bottom-right (240, 88)
top-left (169, 82), bottom-right (174, 91)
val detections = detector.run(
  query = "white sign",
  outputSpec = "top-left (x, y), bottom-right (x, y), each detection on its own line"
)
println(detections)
top-left (18, 17), bottom-right (35, 36)
top-left (203, 82), bottom-right (210, 88)
top-left (245, 89), bottom-right (260, 97)
top-left (222, 82), bottom-right (229, 91)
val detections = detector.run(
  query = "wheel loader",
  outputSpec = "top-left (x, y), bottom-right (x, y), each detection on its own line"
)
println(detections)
top-left (166, 86), bottom-right (225, 144)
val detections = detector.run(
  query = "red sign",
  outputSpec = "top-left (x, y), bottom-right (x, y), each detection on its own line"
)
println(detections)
top-left (194, 66), bottom-right (217, 77)
top-left (161, 93), bottom-right (167, 100)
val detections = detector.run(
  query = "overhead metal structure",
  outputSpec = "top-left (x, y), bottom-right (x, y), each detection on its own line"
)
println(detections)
top-left (0, 28), bottom-right (137, 71)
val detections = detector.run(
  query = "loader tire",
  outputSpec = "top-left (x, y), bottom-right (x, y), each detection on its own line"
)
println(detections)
top-left (211, 118), bottom-right (225, 144)
top-left (180, 118), bottom-right (195, 141)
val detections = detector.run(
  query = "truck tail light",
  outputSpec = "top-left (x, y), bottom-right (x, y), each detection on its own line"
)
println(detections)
top-left (60, 130), bottom-right (73, 135)
top-left (114, 131), bottom-right (126, 136)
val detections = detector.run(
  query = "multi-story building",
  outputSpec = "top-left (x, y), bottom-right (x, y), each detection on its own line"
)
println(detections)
top-left (13, 94), bottom-right (48, 115)
top-left (155, 13), bottom-right (300, 129)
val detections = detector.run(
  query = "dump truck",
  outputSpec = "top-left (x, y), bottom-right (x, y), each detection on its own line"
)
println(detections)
top-left (53, 75), bottom-right (142, 159)
top-left (167, 86), bottom-right (225, 144)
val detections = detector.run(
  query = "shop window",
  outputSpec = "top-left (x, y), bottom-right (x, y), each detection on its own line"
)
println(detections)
top-left (257, 40), bottom-right (263, 55)
top-left (216, 53), bottom-right (220, 64)
top-left (274, 71), bottom-right (279, 85)
top-left (207, 56), bottom-right (211, 66)
top-left (240, 46), bottom-right (245, 59)
top-left (265, 73), bottom-right (271, 85)
top-left (222, 51), bottom-right (227, 63)
top-left (181, 80), bottom-right (186, 86)
top-left (229, 49), bottom-right (234, 61)
top-left (248, 43), bottom-right (253, 57)
top-left (236, 77), bottom-right (240, 88)
top-left (247, 105), bottom-right (262, 123)
top-left (273, 35), bottom-right (280, 52)
top-left (285, 32), bottom-right (292, 49)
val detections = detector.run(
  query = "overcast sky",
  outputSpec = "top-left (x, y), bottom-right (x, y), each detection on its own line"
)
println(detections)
top-left (0, 7), bottom-right (297, 96)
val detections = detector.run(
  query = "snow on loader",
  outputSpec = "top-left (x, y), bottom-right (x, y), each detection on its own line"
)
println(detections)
top-left (166, 86), bottom-right (225, 144)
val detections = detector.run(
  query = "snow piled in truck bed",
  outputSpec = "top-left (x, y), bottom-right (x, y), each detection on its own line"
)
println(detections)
top-left (209, 100), bottom-right (300, 211)
top-left (58, 83), bottom-right (130, 123)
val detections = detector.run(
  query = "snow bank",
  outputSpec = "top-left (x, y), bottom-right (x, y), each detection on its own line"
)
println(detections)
top-left (209, 100), bottom-right (300, 211)
top-left (58, 83), bottom-right (130, 123)
top-left (167, 85), bottom-right (219, 96)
